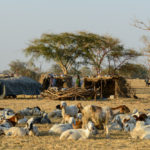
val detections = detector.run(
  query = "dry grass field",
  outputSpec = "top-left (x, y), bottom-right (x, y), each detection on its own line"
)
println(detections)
top-left (0, 98), bottom-right (150, 150)
top-left (0, 79), bottom-right (150, 150)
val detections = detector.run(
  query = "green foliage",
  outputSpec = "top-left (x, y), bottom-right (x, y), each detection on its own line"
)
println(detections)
top-left (107, 47), bottom-right (141, 74)
top-left (49, 64), bottom-right (63, 75)
top-left (118, 63), bottom-right (148, 79)
top-left (102, 63), bottom-right (148, 79)
top-left (68, 67), bottom-right (81, 76)
top-left (9, 60), bottom-right (40, 81)
top-left (24, 31), bottom-right (140, 76)
top-left (80, 66), bottom-right (92, 77)
top-left (76, 32), bottom-right (140, 75)
top-left (24, 33), bottom-right (83, 75)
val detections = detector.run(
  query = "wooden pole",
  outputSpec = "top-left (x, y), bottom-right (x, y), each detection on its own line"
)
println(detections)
top-left (100, 79), bottom-right (103, 99)
top-left (114, 79), bottom-right (118, 99)
top-left (94, 82), bottom-right (97, 101)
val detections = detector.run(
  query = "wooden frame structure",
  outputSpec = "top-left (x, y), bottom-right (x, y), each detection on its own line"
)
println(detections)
top-left (82, 76), bottom-right (120, 100)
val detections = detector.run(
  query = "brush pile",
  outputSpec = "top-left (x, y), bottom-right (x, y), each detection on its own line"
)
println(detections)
top-left (41, 87), bottom-right (94, 100)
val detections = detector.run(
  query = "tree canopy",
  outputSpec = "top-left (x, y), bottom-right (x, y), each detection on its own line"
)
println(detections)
top-left (24, 33), bottom-right (83, 75)
top-left (9, 59), bottom-right (40, 80)
top-left (77, 32), bottom-right (140, 75)
top-left (24, 32), bottom-right (140, 76)
top-left (119, 63), bottom-right (149, 79)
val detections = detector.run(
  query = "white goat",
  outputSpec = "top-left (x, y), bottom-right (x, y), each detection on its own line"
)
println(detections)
top-left (111, 109), bottom-right (145, 132)
top-left (60, 121), bottom-right (95, 140)
top-left (0, 109), bottom-right (15, 120)
top-left (49, 117), bottom-right (75, 135)
top-left (3, 127), bottom-right (28, 136)
top-left (130, 121), bottom-right (150, 139)
top-left (2, 117), bottom-right (39, 136)
top-left (60, 101), bottom-right (78, 117)
top-left (26, 118), bottom-right (39, 136)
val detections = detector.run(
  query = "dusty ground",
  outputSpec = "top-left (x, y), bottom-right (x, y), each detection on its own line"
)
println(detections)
top-left (0, 97), bottom-right (150, 150)
top-left (0, 79), bottom-right (150, 150)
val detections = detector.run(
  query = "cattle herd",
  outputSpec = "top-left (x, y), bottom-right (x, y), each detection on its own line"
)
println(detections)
top-left (0, 101), bottom-right (150, 140)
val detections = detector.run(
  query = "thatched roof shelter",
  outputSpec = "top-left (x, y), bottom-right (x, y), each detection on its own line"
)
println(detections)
top-left (40, 74), bottom-right (72, 90)
top-left (82, 76), bottom-right (134, 99)
top-left (54, 76), bottom-right (72, 88)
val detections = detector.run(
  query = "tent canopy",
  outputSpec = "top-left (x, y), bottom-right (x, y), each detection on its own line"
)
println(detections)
top-left (0, 76), bottom-right (42, 98)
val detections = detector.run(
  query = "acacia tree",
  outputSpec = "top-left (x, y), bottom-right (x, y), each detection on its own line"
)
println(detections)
top-left (24, 32), bottom-right (140, 76)
top-left (102, 63), bottom-right (148, 79)
top-left (9, 59), bottom-right (27, 74)
top-left (49, 64), bottom-right (63, 75)
top-left (24, 33), bottom-right (83, 75)
top-left (76, 32), bottom-right (118, 75)
top-left (80, 66), bottom-right (92, 77)
top-left (9, 59), bottom-right (40, 80)
top-left (107, 47), bottom-right (141, 75)
top-left (118, 63), bottom-right (148, 79)
top-left (77, 32), bottom-right (140, 75)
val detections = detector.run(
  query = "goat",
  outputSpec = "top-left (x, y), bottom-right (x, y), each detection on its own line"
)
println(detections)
top-left (48, 109), bottom-right (62, 118)
top-left (133, 113), bottom-right (148, 122)
top-left (0, 119), bottom-right (14, 129)
top-left (18, 117), bottom-right (28, 124)
top-left (33, 113), bottom-right (51, 124)
top-left (72, 120), bottom-right (82, 129)
top-left (6, 113), bottom-right (24, 126)
top-left (0, 113), bottom-right (24, 128)
top-left (77, 103), bottom-right (84, 113)
top-left (61, 103), bottom-right (74, 124)
top-left (2, 117), bottom-right (39, 136)
top-left (26, 118), bottom-right (39, 136)
top-left (70, 112), bottom-right (83, 129)
top-left (60, 121), bottom-right (95, 140)
top-left (49, 117), bottom-right (75, 135)
top-left (0, 108), bottom-right (15, 121)
top-left (81, 104), bottom-right (130, 137)
top-left (2, 127), bottom-right (28, 136)
top-left (130, 121), bottom-right (150, 139)
top-left (18, 106), bottom-right (43, 116)
top-left (56, 104), bottom-right (61, 110)
top-left (60, 101), bottom-right (79, 118)
top-left (111, 111), bottom-right (149, 132)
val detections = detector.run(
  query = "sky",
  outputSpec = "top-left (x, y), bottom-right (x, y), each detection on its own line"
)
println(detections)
top-left (0, 0), bottom-right (150, 72)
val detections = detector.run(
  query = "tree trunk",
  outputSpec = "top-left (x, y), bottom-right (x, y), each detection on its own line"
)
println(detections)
top-left (57, 62), bottom-right (68, 75)
top-left (63, 68), bottom-right (68, 75)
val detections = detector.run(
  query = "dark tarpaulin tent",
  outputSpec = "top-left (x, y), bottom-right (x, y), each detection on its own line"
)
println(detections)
top-left (0, 76), bottom-right (42, 99)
